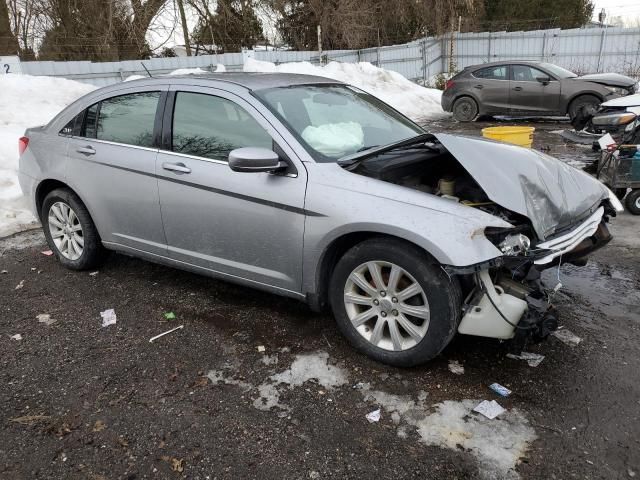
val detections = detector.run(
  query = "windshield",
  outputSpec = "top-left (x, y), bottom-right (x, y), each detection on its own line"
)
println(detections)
top-left (253, 85), bottom-right (424, 162)
top-left (540, 63), bottom-right (577, 79)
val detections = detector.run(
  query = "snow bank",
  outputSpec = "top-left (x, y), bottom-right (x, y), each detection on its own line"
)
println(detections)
top-left (0, 75), bottom-right (95, 237)
top-left (243, 58), bottom-right (446, 121)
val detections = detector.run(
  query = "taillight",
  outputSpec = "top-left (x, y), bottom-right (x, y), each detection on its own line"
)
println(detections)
top-left (445, 79), bottom-right (455, 90)
top-left (18, 136), bottom-right (29, 156)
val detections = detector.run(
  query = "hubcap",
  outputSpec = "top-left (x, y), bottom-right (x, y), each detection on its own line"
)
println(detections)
top-left (48, 201), bottom-right (84, 260)
top-left (635, 196), bottom-right (640, 209)
top-left (343, 261), bottom-right (430, 352)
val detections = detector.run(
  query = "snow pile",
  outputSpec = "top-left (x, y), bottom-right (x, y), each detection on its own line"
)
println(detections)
top-left (363, 387), bottom-right (536, 480)
top-left (0, 75), bottom-right (95, 237)
top-left (244, 57), bottom-right (446, 121)
top-left (253, 351), bottom-right (349, 412)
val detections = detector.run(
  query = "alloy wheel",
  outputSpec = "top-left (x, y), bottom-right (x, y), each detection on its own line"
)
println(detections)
top-left (343, 261), bottom-right (430, 351)
top-left (48, 201), bottom-right (84, 260)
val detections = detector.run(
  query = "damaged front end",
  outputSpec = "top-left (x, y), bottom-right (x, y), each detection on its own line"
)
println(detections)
top-left (344, 132), bottom-right (621, 351)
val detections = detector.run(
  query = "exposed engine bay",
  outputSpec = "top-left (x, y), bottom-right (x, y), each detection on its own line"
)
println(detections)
top-left (345, 135), bottom-right (616, 351)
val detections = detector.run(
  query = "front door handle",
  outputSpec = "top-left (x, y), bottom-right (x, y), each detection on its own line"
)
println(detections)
top-left (162, 162), bottom-right (191, 174)
top-left (474, 84), bottom-right (484, 89)
top-left (513, 86), bottom-right (523, 91)
top-left (76, 146), bottom-right (95, 156)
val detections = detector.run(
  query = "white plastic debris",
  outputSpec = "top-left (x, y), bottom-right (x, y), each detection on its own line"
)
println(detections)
top-left (89, 271), bottom-right (99, 276)
top-left (100, 308), bottom-right (117, 327)
top-left (257, 345), bottom-right (266, 353)
top-left (506, 352), bottom-right (545, 367)
top-left (37, 314), bottom-right (57, 326)
top-left (149, 324), bottom-right (184, 343)
top-left (366, 408), bottom-right (381, 423)
top-left (473, 400), bottom-right (506, 419)
top-left (489, 383), bottom-right (512, 397)
top-left (552, 329), bottom-right (582, 346)
top-left (15, 280), bottom-right (24, 290)
top-left (448, 360), bottom-right (465, 375)
top-left (10, 334), bottom-right (22, 341)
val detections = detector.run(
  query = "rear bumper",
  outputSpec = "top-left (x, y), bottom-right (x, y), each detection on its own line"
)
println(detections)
top-left (18, 171), bottom-right (38, 218)
top-left (441, 92), bottom-right (454, 112)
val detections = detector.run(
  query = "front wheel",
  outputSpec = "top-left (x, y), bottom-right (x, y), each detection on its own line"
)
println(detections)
top-left (568, 94), bottom-right (601, 121)
top-left (329, 238), bottom-right (461, 367)
top-left (41, 188), bottom-right (106, 270)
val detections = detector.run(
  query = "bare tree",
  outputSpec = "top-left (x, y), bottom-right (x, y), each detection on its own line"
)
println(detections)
top-left (1, 0), bottom-right (19, 54)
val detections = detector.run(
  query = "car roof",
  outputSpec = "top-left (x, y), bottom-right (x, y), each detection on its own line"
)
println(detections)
top-left (125, 72), bottom-right (342, 91)
top-left (467, 60), bottom-right (545, 70)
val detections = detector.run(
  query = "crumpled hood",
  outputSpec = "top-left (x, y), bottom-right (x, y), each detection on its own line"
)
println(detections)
top-left (573, 72), bottom-right (637, 88)
top-left (601, 93), bottom-right (640, 108)
top-left (435, 133), bottom-right (609, 240)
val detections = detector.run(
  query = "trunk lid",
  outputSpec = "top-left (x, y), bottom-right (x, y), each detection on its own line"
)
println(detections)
top-left (435, 133), bottom-right (609, 240)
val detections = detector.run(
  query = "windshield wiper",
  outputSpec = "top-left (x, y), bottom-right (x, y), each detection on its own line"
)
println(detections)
top-left (337, 133), bottom-right (435, 168)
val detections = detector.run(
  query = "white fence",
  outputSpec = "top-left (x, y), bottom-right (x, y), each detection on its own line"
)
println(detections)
top-left (18, 26), bottom-right (640, 87)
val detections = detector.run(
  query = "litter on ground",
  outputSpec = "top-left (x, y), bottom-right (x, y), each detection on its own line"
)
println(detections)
top-left (37, 313), bottom-right (57, 326)
top-left (41, 250), bottom-right (53, 256)
top-left (552, 329), bottom-right (582, 346)
top-left (89, 271), bottom-right (99, 276)
top-left (15, 280), bottom-right (24, 290)
top-left (149, 324), bottom-right (184, 343)
top-left (10, 334), bottom-right (22, 341)
top-left (257, 345), bottom-right (266, 352)
top-left (366, 409), bottom-right (381, 423)
top-left (473, 400), bottom-right (506, 419)
top-left (489, 383), bottom-right (512, 397)
top-left (163, 312), bottom-right (176, 320)
top-left (100, 308), bottom-right (117, 328)
top-left (448, 360), bottom-right (465, 375)
top-left (506, 352), bottom-right (545, 367)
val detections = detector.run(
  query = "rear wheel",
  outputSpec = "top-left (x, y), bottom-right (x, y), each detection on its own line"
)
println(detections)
top-left (42, 188), bottom-right (106, 270)
top-left (329, 238), bottom-right (461, 367)
top-left (452, 97), bottom-right (478, 122)
top-left (625, 189), bottom-right (640, 215)
top-left (568, 94), bottom-right (601, 121)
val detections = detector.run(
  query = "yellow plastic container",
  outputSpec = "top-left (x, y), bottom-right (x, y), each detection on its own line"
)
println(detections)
top-left (481, 126), bottom-right (535, 148)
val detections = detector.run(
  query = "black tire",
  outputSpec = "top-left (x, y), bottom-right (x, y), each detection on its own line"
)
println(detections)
top-left (41, 188), bottom-right (106, 270)
top-left (568, 94), bottom-right (601, 121)
top-left (625, 189), bottom-right (640, 215)
top-left (329, 238), bottom-right (461, 367)
top-left (452, 97), bottom-right (478, 122)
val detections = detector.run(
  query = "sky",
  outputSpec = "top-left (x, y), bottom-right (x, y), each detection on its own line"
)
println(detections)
top-left (592, 0), bottom-right (640, 24)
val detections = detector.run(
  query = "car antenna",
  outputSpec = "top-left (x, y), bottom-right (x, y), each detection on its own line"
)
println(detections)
top-left (141, 62), bottom-right (153, 78)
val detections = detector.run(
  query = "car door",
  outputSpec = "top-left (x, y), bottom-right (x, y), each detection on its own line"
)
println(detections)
top-left (509, 65), bottom-right (561, 113)
top-left (65, 87), bottom-right (168, 256)
top-left (155, 86), bottom-right (307, 293)
top-left (469, 65), bottom-right (510, 112)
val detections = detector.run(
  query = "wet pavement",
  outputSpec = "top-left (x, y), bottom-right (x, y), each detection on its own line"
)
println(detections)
top-left (1, 118), bottom-right (639, 480)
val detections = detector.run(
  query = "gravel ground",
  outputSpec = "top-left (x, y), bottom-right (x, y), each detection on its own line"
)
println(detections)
top-left (1, 119), bottom-right (639, 480)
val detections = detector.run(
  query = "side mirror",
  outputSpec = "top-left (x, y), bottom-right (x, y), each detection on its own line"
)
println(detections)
top-left (228, 147), bottom-right (284, 173)
top-left (536, 76), bottom-right (551, 85)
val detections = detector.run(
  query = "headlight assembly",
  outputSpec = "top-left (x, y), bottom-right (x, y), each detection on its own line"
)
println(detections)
top-left (606, 86), bottom-right (630, 96)
top-left (484, 227), bottom-right (531, 256)
top-left (591, 112), bottom-right (637, 127)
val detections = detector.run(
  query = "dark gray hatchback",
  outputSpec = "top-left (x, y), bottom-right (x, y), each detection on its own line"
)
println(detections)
top-left (441, 60), bottom-right (638, 122)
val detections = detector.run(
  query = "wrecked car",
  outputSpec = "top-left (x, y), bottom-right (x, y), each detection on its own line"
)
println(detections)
top-left (442, 60), bottom-right (638, 122)
top-left (18, 73), bottom-right (623, 366)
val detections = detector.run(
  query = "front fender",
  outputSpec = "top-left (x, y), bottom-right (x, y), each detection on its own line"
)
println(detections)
top-left (301, 163), bottom-right (509, 294)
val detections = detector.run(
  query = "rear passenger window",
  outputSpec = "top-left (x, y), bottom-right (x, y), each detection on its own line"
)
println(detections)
top-left (60, 112), bottom-right (83, 136)
top-left (474, 66), bottom-right (507, 80)
top-left (172, 92), bottom-right (272, 160)
top-left (94, 92), bottom-right (160, 147)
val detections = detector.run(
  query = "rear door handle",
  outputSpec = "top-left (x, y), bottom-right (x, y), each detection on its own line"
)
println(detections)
top-left (474, 84), bottom-right (484, 89)
top-left (513, 86), bottom-right (523, 91)
top-left (76, 146), bottom-right (95, 156)
top-left (162, 162), bottom-right (191, 174)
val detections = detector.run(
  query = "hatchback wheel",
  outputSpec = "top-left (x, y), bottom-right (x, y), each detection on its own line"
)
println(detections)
top-left (568, 94), bottom-right (600, 121)
top-left (452, 97), bottom-right (478, 122)
top-left (329, 238), bottom-right (461, 367)
top-left (42, 188), bottom-right (106, 270)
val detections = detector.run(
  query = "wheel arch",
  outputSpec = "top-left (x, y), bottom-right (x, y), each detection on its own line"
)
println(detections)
top-left (35, 179), bottom-right (73, 221)
top-left (307, 231), bottom-right (441, 312)
top-left (564, 91), bottom-right (604, 114)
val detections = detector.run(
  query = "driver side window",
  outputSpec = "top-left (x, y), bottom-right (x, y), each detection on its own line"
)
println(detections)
top-left (172, 92), bottom-right (272, 161)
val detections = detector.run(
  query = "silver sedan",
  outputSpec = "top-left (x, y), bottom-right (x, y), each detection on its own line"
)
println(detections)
top-left (18, 73), bottom-right (623, 366)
